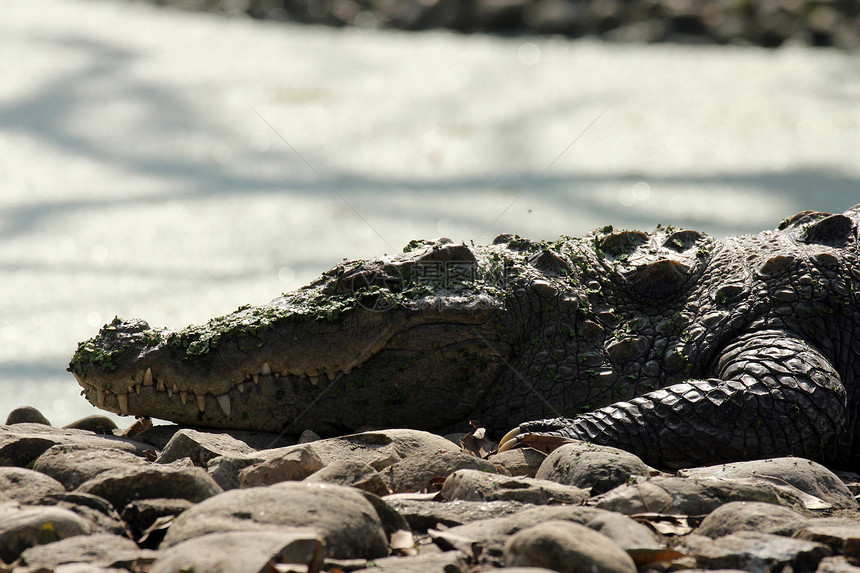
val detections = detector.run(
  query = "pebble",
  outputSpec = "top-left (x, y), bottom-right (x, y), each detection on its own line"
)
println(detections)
top-left (0, 408), bottom-right (858, 571)
top-left (0, 467), bottom-right (65, 502)
top-left (441, 468), bottom-right (590, 504)
top-left (534, 441), bottom-right (652, 495)
top-left (505, 520), bottom-right (637, 573)
top-left (684, 530), bottom-right (832, 572)
top-left (161, 481), bottom-right (389, 559)
top-left (695, 501), bottom-right (809, 538)
top-left (150, 529), bottom-right (323, 573)
top-left (679, 457), bottom-right (859, 510)
top-left (5, 406), bottom-right (52, 426)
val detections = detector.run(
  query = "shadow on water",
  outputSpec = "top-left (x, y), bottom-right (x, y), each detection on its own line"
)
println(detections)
top-left (1, 26), bottom-right (858, 425)
top-left (0, 32), bottom-right (857, 243)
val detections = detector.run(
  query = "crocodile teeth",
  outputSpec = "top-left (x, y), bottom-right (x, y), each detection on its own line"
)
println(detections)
top-left (180, 391), bottom-right (188, 405)
top-left (252, 375), bottom-right (259, 385)
top-left (236, 382), bottom-right (246, 393)
top-left (134, 384), bottom-right (141, 396)
top-left (260, 362), bottom-right (272, 376)
top-left (196, 392), bottom-right (206, 412)
top-left (143, 368), bottom-right (153, 386)
top-left (117, 393), bottom-right (129, 415)
top-left (96, 389), bottom-right (106, 408)
top-left (309, 376), bottom-right (319, 386)
top-left (326, 371), bottom-right (336, 381)
top-left (167, 387), bottom-right (173, 398)
top-left (173, 383), bottom-right (179, 394)
top-left (157, 381), bottom-right (166, 392)
top-left (216, 394), bottom-right (231, 416)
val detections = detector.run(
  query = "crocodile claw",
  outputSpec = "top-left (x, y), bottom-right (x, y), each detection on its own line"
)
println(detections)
top-left (497, 426), bottom-right (523, 452)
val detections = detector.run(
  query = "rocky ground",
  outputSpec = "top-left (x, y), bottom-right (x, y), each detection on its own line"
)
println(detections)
top-left (2, 406), bottom-right (860, 572)
top-left (139, 0), bottom-right (860, 49)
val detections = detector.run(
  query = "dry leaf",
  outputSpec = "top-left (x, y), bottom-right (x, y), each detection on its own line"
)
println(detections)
top-left (627, 547), bottom-right (687, 566)
top-left (428, 476), bottom-right (447, 492)
top-left (137, 514), bottom-right (175, 547)
top-left (749, 475), bottom-right (832, 510)
top-left (391, 529), bottom-right (418, 556)
top-left (461, 421), bottom-right (495, 458)
top-left (428, 528), bottom-right (483, 561)
top-left (631, 513), bottom-right (694, 536)
top-left (123, 416), bottom-right (152, 437)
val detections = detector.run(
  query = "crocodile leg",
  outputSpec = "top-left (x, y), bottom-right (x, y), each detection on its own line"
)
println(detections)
top-left (499, 330), bottom-right (848, 469)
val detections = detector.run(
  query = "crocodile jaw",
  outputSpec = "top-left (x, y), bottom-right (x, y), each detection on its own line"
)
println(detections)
top-left (69, 294), bottom-right (507, 432)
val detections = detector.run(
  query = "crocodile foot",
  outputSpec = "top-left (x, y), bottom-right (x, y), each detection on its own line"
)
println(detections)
top-left (498, 417), bottom-right (580, 452)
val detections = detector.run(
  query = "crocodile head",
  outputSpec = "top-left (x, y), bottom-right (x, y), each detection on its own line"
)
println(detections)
top-left (68, 239), bottom-right (518, 434)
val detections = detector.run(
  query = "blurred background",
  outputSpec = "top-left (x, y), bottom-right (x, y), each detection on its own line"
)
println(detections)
top-left (2, 0), bottom-right (859, 427)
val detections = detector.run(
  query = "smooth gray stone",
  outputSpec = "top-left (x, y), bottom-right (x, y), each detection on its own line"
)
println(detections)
top-left (74, 465), bottom-right (222, 509)
top-left (150, 529), bottom-right (324, 573)
top-left (504, 520), bottom-right (636, 573)
top-left (0, 502), bottom-right (94, 563)
top-left (161, 481), bottom-right (389, 560)
top-left (535, 441), bottom-right (651, 494)
top-left (593, 475), bottom-right (808, 515)
top-left (690, 531), bottom-right (831, 573)
top-left (156, 428), bottom-right (257, 466)
top-left (19, 532), bottom-right (145, 569)
top-left (33, 443), bottom-right (150, 490)
top-left (679, 457), bottom-right (858, 510)
top-left (0, 466), bottom-right (65, 502)
top-left (6, 406), bottom-right (51, 426)
top-left (381, 450), bottom-right (504, 493)
top-left (696, 501), bottom-right (809, 538)
top-left (441, 468), bottom-right (589, 505)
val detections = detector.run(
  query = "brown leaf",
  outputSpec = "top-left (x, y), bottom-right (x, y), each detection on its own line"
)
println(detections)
top-left (427, 476), bottom-right (447, 492)
top-left (123, 416), bottom-right (152, 437)
top-left (460, 421), bottom-right (495, 458)
top-left (627, 547), bottom-right (687, 566)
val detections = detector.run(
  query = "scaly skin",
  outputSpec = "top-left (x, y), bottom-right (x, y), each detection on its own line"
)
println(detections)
top-left (69, 206), bottom-right (860, 469)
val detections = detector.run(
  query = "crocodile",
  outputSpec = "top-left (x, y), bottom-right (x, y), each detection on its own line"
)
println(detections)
top-left (69, 205), bottom-right (860, 469)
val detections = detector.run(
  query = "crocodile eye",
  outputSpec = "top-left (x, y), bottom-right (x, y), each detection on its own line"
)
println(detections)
top-left (799, 214), bottom-right (855, 245)
top-left (778, 210), bottom-right (828, 230)
top-left (599, 231), bottom-right (649, 257)
top-left (663, 230), bottom-right (704, 252)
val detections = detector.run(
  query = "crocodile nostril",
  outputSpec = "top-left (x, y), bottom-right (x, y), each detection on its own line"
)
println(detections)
top-left (598, 231), bottom-right (649, 257)
top-left (416, 243), bottom-right (477, 264)
top-left (622, 259), bottom-right (691, 299)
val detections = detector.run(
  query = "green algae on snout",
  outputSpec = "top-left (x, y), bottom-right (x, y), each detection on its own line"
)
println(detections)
top-left (69, 317), bottom-right (163, 374)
